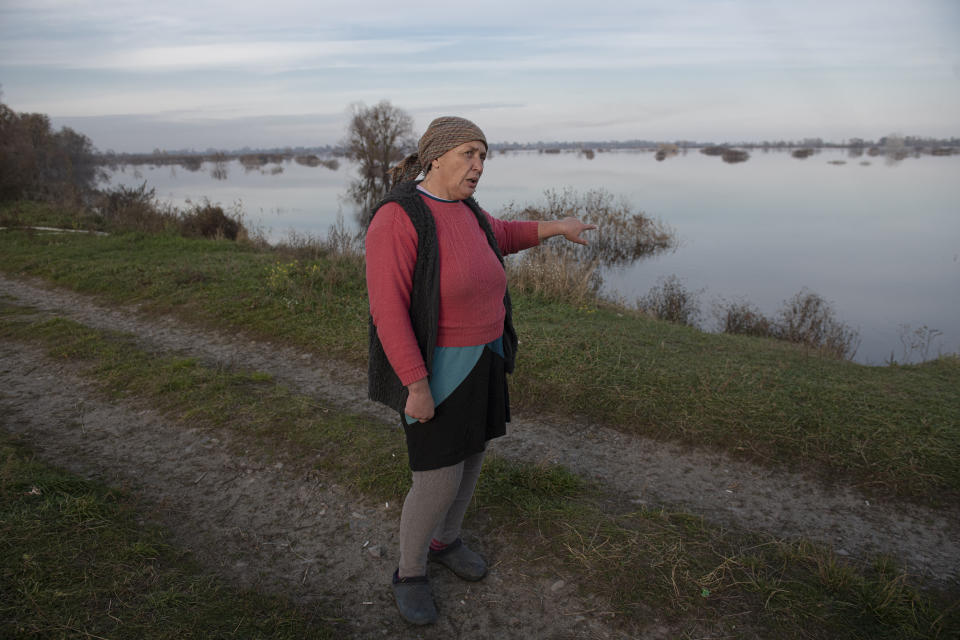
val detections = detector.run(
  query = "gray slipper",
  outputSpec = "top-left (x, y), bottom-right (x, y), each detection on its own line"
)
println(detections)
top-left (392, 569), bottom-right (437, 625)
top-left (428, 538), bottom-right (487, 581)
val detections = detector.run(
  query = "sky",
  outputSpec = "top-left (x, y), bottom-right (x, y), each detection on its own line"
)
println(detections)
top-left (1, 0), bottom-right (958, 152)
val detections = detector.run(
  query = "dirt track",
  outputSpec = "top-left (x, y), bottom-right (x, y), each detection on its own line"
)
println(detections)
top-left (1, 273), bottom-right (958, 637)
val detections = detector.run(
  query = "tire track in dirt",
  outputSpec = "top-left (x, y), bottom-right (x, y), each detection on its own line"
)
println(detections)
top-left (2, 273), bottom-right (958, 590)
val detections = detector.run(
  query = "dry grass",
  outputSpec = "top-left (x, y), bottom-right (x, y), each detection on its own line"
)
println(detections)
top-left (506, 247), bottom-right (602, 306)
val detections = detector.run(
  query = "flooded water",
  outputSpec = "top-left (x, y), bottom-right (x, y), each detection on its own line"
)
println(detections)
top-left (104, 148), bottom-right (960, 365)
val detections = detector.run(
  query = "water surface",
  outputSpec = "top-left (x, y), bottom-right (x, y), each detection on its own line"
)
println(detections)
top-left (105, 149), bottom-right (960, 365)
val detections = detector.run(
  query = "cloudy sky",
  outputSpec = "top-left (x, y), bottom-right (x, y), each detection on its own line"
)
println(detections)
top-left (1, 0), bottom-right (957, 152)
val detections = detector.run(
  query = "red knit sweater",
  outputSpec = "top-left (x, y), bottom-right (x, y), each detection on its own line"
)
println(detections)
top-left (365, 191), bottom-right (540, 386)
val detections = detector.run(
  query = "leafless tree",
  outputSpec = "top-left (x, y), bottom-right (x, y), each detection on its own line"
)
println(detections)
top-left (343, 100), bottom-right (415, 220)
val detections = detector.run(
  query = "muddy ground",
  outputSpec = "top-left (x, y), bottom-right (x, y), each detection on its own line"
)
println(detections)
top-left (1, 273), bottom-right (958, 638)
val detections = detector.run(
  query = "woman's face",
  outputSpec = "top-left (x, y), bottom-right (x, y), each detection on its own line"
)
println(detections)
top-left (426, 140), bottom-right (487, 200)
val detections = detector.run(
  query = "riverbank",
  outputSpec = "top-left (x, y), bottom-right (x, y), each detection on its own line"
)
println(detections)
top-left (2, 282), bottom-right (957, 638)
top-left (1, 203), bottom-right (958, 637)
top-left (97, 147), bottom-right (960, 366)
top-left (2, 201), bottom-right (958, 504)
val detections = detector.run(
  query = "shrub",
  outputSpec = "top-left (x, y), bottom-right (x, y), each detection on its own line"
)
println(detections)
top-left (896, 324), bottom-right (944, 364)
top-left (700, 146), bottom-right (726, 156)
top-left (92, 185), bottom-right (246, 241)
top-left (181, 156), bottom-right (203, 172)
top-left (97, 182), bottom-right (177, 233)
top-left (501, 188), bottom-right (676, 268)
top-left (778, 289), bottom-right (859, 359)
top-left (721, 149), bottom-right (749, 164)
top-left (295, 154), bottom-right (321, 167)
top-left (716, 290), bottom-right (860, 360)
top-left (239, 154), bottom-right (269, 170)
top-left (715, 299), bottom-right (777, 337)
top-left (179, 203), bottom-right (242, 240)
top-left (637, 275), bottom-right (701, 326)
top-left (500, 188), bottom-right (675, 305)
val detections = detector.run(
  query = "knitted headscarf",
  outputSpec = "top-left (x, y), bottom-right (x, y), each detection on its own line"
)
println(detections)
top-left (388, 116), bottom-right (487, 187)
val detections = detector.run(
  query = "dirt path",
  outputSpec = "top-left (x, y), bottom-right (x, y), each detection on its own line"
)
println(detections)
top-left (1, 339), bottom-right (633, 640)
top-left (1, 273), bottom-right (958, 635)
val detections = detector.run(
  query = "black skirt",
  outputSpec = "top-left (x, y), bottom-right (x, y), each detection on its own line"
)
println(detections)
top-left (402, 339), bottom-right (509, 471)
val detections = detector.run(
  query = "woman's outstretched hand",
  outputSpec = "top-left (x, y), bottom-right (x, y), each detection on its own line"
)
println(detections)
top-left (538, 217), bottom-right (598, 245)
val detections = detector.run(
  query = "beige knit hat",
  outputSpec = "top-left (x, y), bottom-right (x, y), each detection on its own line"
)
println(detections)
top-left (388, 116), bottom-right (487, 186)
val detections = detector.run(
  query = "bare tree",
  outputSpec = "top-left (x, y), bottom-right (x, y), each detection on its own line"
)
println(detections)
top-left (343, 100), bottom-right (415, 219)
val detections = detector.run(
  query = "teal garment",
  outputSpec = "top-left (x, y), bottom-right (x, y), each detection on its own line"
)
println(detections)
top-left (405, 337), bottom-right (504, 425)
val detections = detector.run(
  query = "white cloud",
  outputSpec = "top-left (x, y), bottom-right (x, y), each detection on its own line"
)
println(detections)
top-left (3, 0), bottom-right (958, 147)
top-left (0, 37), bottom-right (455, 72)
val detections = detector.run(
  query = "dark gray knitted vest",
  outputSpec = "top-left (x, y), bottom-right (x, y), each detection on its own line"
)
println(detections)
top-left (367, 180), bottom-right (518, 417)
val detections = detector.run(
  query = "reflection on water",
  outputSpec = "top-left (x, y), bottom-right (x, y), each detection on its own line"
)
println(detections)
top-left (103, 148), bottom-right (960, 365)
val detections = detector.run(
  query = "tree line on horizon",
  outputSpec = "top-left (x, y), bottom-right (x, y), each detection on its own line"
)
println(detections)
top-left (95, 132), bottom-right (960, 161)
top-left (4, 95), bottom-right (957, 210)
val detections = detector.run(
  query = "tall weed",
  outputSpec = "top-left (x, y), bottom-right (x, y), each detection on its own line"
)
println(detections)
top-left (506, 247), bottom-right (602, 305)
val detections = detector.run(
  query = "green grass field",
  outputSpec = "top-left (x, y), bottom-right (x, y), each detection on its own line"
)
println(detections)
top-left (2, 308), bottom-right (956, 639)
top-left (1, 200), bottom-right (959, 638)
top-left (1, 200), bottom-right (958, 505)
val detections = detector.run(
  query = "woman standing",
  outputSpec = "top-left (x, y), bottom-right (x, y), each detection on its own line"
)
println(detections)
top-left (365, 116), bottom-right (595, 625)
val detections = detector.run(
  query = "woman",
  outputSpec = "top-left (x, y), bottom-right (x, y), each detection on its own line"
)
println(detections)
top-left (365, 116), bottom-right (595, 625)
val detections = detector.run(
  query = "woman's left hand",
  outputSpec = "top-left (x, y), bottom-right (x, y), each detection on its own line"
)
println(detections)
top-left (538, 217), bottom-right (598, 245)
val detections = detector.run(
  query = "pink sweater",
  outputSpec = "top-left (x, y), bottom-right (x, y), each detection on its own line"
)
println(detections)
top-left (365, 192), bottom-right (540, 386)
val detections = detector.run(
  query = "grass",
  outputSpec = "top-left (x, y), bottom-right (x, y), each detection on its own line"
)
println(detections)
top-left (0, 203), bottom-right (958, 506)
top-left (510, 295), bottom-right (960, 503)
top-left (1, 305), bottom-right (956, 638)
top-left (0, 432), bottom-right (334, 639)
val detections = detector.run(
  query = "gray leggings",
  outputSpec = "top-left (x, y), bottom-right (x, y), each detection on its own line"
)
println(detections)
top-left (397, 450), bottom-right (485, 578)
